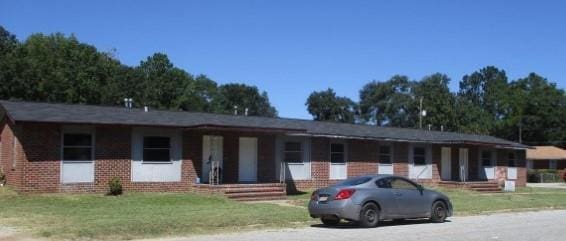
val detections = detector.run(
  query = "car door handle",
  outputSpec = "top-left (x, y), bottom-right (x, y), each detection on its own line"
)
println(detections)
top-left (393, 192), bottom-right (402, 197)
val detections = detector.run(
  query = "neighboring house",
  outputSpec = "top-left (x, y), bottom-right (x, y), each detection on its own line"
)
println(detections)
top-left (0, 100), bottom-right (529, 195)
top-left (526, 146), bottom-right (566, 170)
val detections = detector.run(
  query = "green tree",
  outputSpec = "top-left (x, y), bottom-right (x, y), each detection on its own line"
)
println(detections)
top-left (411, 73), bottom-right (456, 131)
top-left (211, 83), bottom-right (277, 117)
top-left (306, 88), bottom-right (357, 123)
top-left (0, 26), bottom-right (18, 56)
top-left (457, 66), bottom-right (510, 134)
top-left (359, 75), bottom-right (415, 127)
top-left (0, 26), bottom-right (20, 100)
top-left (136, 53), bottom-right (187, 109)
top-left (174, 74), bottom-right (218, 112)
top-left (500, 73), bottom-right (566, 145)
top-left (0, 33), bottom-right (121, 103)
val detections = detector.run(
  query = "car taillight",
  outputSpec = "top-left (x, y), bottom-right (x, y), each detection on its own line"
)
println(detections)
top-left (311, 191), bottom-right (318, 201)
top-left (335, 189), bottom-right (356, 200)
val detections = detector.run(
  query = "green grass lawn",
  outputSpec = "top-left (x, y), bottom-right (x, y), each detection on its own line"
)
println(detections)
top-left (441, 187), bottom-right (566, 215)
top-left (1, 186), bottom-right (565, 240)
top-left (0, 187), bottom-right (310, 240)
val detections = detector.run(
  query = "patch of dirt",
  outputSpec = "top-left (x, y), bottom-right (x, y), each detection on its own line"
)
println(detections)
top-left (0, 226), bottom-right (46, 241)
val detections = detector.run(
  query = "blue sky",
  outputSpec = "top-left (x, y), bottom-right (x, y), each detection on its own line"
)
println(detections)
top-left (1, 0), bottom-right (565, 119)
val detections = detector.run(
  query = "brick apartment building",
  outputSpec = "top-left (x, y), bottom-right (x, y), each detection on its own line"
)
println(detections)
top-left (0, 100), bottom-right (528, 197)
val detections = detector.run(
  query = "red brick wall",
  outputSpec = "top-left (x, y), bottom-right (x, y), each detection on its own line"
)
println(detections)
top-left (347, 139), bottom-right (378, 177)
top-left (393, 142), bottom-right (408, 177)
top-left (0, 119), bottom-right (24, 190)
top-left (495, 149), bottom-right (527, 187)
top-left (3, 120), bottom-right (529, 193)
top-left (19, 124), bottom-right (60, 192)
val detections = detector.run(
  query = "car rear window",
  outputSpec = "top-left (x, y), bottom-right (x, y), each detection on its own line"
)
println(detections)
top-left (335, 176), bottom-right (372, 186)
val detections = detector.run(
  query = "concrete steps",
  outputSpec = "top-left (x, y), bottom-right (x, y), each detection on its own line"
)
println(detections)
top-left (193, 183), bottom-right (287, 201)
top-left (438, 181), bottom-right (502, 193)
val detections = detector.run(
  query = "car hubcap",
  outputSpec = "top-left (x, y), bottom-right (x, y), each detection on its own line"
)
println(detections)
top-left (435, 206), bottom-right (445, 219)
top-left (365, 209), bottom-right (376, 223)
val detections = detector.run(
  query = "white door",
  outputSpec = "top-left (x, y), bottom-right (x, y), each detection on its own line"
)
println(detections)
top-left (202, 135), bottom-right (223, 183)
top-left (441, 147), bottom-right (451, 180)
top-left (239, 137), bottom-right (258, 182)
top-left (459, 148), bottom-right (469, 182)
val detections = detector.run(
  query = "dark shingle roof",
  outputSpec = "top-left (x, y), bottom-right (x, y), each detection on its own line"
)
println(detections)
top-left (0, 100), bottom-right (528, 149)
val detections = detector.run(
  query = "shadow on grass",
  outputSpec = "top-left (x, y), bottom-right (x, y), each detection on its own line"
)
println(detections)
top-left (310, 219), bottom-right (451, 229)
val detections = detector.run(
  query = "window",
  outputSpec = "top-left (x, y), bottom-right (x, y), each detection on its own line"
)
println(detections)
top-left (62, 133), bottom-right (93, 161)
top-left (507, 152), bottom-right (516, 167)
top-left (330, 143), bottom-right (345, 163)
top-left (336, 176), bottom-right (372, 186)
top-left (549, 160), bottom-right (557, 169)
top-left (143, 136), bottom-right (171, 162)
top-left (283, 142), bottom-right (303, 163)
top-left (378, 145), bottom-right (392, 164)
top-left (481, 150), bottom-right (493, 167)
top-left (413, 147), bottom-right (426, 165)
top-left (390, 178), bottom-right (418, 190)
top-left (376, 178), bottom-right (392, 189)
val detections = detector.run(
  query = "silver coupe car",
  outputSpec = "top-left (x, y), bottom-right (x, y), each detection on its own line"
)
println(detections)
top-left (308, 175), bottom-right (453, 227)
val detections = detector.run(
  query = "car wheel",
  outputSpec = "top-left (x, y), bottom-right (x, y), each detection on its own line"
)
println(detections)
top-left (358, 203), bottom-right (379, 228)
top-left (321, 216), bottom-right (340, 226)
top-left (430, 201), bottom-right (447, 223)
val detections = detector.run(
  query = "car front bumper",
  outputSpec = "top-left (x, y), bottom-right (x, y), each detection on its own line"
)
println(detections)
top-left (308, 199), bottom-right (362, 221)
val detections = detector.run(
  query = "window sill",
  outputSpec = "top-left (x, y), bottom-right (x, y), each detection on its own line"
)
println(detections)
top-left (142, 161), bottom-right (173, 164)
top-left (62, 160), bottom-right (93, 163)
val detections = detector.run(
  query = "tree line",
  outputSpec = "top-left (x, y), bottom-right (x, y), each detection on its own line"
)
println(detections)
top-left (1, 26), bottom-right (565, 146)
top-left (306, 68), bottom-right (566, 146)
top-left (0, 26), bottom-right (277, 117)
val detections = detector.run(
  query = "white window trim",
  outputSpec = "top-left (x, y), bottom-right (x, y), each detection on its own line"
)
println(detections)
top-left (378, 142), bottom-right (394, 165)
top-left (411, 145), bottom-right (429, 166)
top-left (131, 127), bottom-right (182, 182)
top-left (276, 136), bottom-right (311, 180)
top-left (329, 141), bottom-right (347, 164)
top-left (60, 126), bottom-right (95, 184)
top-left (283, 141), bottom-right (304, 163)
top-left (329, 140), bottom-right (348, 180)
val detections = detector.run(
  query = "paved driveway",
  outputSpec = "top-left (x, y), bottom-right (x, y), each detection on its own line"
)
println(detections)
top-left (159, 210), bottom-right (566, 241)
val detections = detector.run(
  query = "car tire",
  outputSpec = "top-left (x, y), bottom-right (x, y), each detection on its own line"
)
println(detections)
top-left (358, 203), bottom-right (379, 228)
top-left (321, 216), bottom-right (340, 226)
top-left (430, 201), bottom-right (447, 223)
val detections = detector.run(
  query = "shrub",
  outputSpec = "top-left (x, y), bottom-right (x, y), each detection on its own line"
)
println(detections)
top-left (108, 177), bottom-right (123, 196)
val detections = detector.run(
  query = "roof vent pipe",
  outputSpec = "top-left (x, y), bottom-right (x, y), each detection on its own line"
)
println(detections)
top-left (245, 108), bottom-right (248, 116)
top-left (441, 125), bottom-right (444, 132)
top-left (124, 98), bottom-right (133, 110)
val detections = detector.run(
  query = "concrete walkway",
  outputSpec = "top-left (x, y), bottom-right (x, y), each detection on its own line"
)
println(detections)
top-left (527, 182), bottom-right (566, 189)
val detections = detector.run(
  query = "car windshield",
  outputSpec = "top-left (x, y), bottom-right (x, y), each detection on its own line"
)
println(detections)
top-left (334, 176), bottom-right (372, 186)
